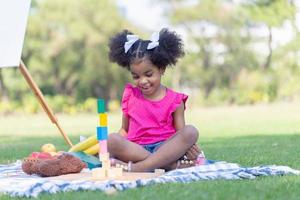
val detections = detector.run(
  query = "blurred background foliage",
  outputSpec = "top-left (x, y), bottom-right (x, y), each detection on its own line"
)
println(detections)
top-left (1, 0), bottom-right (300, 114)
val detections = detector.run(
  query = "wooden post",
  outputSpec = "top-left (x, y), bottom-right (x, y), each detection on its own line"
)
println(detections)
top-left (19, 60), bottom-right (73, 147)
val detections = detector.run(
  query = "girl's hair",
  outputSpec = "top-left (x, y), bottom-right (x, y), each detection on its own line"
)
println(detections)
top-left (108, 28), bottom-right (185, 70)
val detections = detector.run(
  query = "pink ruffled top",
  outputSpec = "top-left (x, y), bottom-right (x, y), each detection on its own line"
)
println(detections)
top-left (121, 83), bottom-right (188, 145)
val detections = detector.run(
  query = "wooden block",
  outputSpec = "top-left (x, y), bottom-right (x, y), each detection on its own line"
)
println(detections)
top-left (101, 160), bottom-right (111, 169)
top-left (99, 152), bottom-right (109, 162)
top-left (107, 168), bottom-right (117, 178)
top-left (114, 167), bottom-right (123, 177)
top-left (97, 99), bottom-right (106, 113)
top-left (97, 127), bottom-right (108, 140)
top-left (92, 168), bottom-right (106, 178)
top-left (99, 113), bottom-right (108, 126)
top-left (100, 140), bottom-right (108, 153)
top-left (154, 169), bottom-right (165, 174)
top-left (107, 168), bottom-right (123, 178)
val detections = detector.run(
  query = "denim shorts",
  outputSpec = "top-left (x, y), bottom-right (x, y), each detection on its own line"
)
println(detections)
top-left (142, 141), bottom-right (165, 153)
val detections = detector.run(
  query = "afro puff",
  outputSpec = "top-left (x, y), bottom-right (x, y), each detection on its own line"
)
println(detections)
top-left (108, 28), bottom-right (184, 70)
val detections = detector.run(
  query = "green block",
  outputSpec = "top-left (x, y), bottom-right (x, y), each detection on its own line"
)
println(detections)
top-left (97, 99), bottom-right (106, 113)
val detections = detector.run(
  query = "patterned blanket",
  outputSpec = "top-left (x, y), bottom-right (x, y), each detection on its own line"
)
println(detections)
top-left (0, 160), bottom-right (299, 198)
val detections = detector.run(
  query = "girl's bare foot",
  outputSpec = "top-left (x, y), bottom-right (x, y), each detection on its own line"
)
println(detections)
top-left (176, 159), bottom-right (196, 169)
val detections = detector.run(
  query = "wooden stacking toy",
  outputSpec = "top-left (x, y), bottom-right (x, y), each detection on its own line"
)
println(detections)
top-left (92, 99), bottom-right (123, 178)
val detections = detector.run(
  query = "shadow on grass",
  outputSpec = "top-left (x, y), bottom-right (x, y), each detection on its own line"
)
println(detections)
top-left (202, 133), bottom-right (300, 169)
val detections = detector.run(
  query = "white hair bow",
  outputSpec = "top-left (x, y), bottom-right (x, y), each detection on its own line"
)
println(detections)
top-left (147, 32), bottom-right (159, 50)
top-left (124, 34), bottom-right (139, 53)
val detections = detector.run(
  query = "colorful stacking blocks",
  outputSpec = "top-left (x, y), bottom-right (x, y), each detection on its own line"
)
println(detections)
top-left (97, 99), bottom-right (105, 113)
top-left (92, 99), bottom-right (123, 179)
top-left (97, 127), bottom-right (108, 140)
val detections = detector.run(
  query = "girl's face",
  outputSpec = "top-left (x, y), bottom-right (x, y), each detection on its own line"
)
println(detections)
top-left (130, 58), bottom-right (164, 97)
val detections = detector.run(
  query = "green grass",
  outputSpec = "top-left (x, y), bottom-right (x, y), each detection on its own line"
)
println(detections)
top-left (0, 102), bottom-right (300, 199)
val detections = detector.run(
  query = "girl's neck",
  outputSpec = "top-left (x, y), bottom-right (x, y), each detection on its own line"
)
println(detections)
top-left (142, 84), bottom-right (166, 101)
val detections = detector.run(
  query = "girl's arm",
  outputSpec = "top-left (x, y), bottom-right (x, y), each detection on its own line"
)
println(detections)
top-left (118, 114), bottom-right (129, 137)
top-left (173, 102), bottom-right (200, 160)
top-left (173, 102), bottom-right (185, 131)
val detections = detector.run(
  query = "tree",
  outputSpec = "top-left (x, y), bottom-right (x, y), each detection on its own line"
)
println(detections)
top-left (21, 0), bottom-right (135, 102)
top-left (166, 0), bottom-right (258, 100)
top-left (0, 70), bottom-right (8, 101)
top-left (242, 0), bottom-right (295, 70)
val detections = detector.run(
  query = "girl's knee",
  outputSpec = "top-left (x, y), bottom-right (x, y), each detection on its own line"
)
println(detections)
top-left (182, 125), bottom-right (199, 144)
top-left (108, 133), bottom-right (123, 151)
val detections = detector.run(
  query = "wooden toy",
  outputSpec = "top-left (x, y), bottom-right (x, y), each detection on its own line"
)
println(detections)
top-left (99, 113), bottom-right (107, 126)
top-left (92, 168), bottom-right (106, 178)
top-left (107, 168), bottom-right (123, 178)
top-left (92, 99), bottom-right (123, 179)
top-left (101, 160), bottom-right (111, 169)
top-left (96, 127), bottom-right (108, 140)
top-left (97, 99), bottom-right (106, 113)
top-left (100, 140), bottom-right (108, 153)
top-left (87, 99), bottom-right (164, 181)
top-left (99, 153), bottom-right (109, 162)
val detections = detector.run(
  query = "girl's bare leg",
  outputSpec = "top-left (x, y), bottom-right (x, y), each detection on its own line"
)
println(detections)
top-left (107, 133), bottom-right (150, 162)
top-left (131, 125), bottom-right (199, 172)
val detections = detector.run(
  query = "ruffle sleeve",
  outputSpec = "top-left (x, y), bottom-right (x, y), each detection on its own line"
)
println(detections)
top-left (171, 92), bottom-right (188, 113)
top-left (121, 84), bottom-right (134, 116)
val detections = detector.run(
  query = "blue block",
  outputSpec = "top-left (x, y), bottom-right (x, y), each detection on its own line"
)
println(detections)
top-left (97, 126), bottom-right (108, 140)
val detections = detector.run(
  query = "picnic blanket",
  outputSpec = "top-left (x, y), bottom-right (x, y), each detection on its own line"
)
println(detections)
top-left (0, 160), bottom-right (299, 198)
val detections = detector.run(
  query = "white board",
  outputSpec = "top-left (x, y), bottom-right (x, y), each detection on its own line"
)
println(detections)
top-left (0, 0), bottom-right (31, 68)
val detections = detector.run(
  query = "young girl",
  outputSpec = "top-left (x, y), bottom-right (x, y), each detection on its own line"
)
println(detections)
top-left (107, 28), bottom-right (204, 172)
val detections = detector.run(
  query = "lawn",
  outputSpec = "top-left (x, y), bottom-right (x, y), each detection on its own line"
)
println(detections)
top-left (0, 102), bottom-right (299, 199)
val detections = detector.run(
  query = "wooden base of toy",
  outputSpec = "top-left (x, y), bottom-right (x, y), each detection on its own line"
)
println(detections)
top-left (46, 170), bottom-right (164, 182)
top-left (91, 167), bottom-right (123, 179)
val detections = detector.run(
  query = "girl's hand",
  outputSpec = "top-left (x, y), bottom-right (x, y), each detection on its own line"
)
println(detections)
top-left (185, 144), bottom-right (200, 160)
top-left (118, 128), bottom-right (128, 137)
